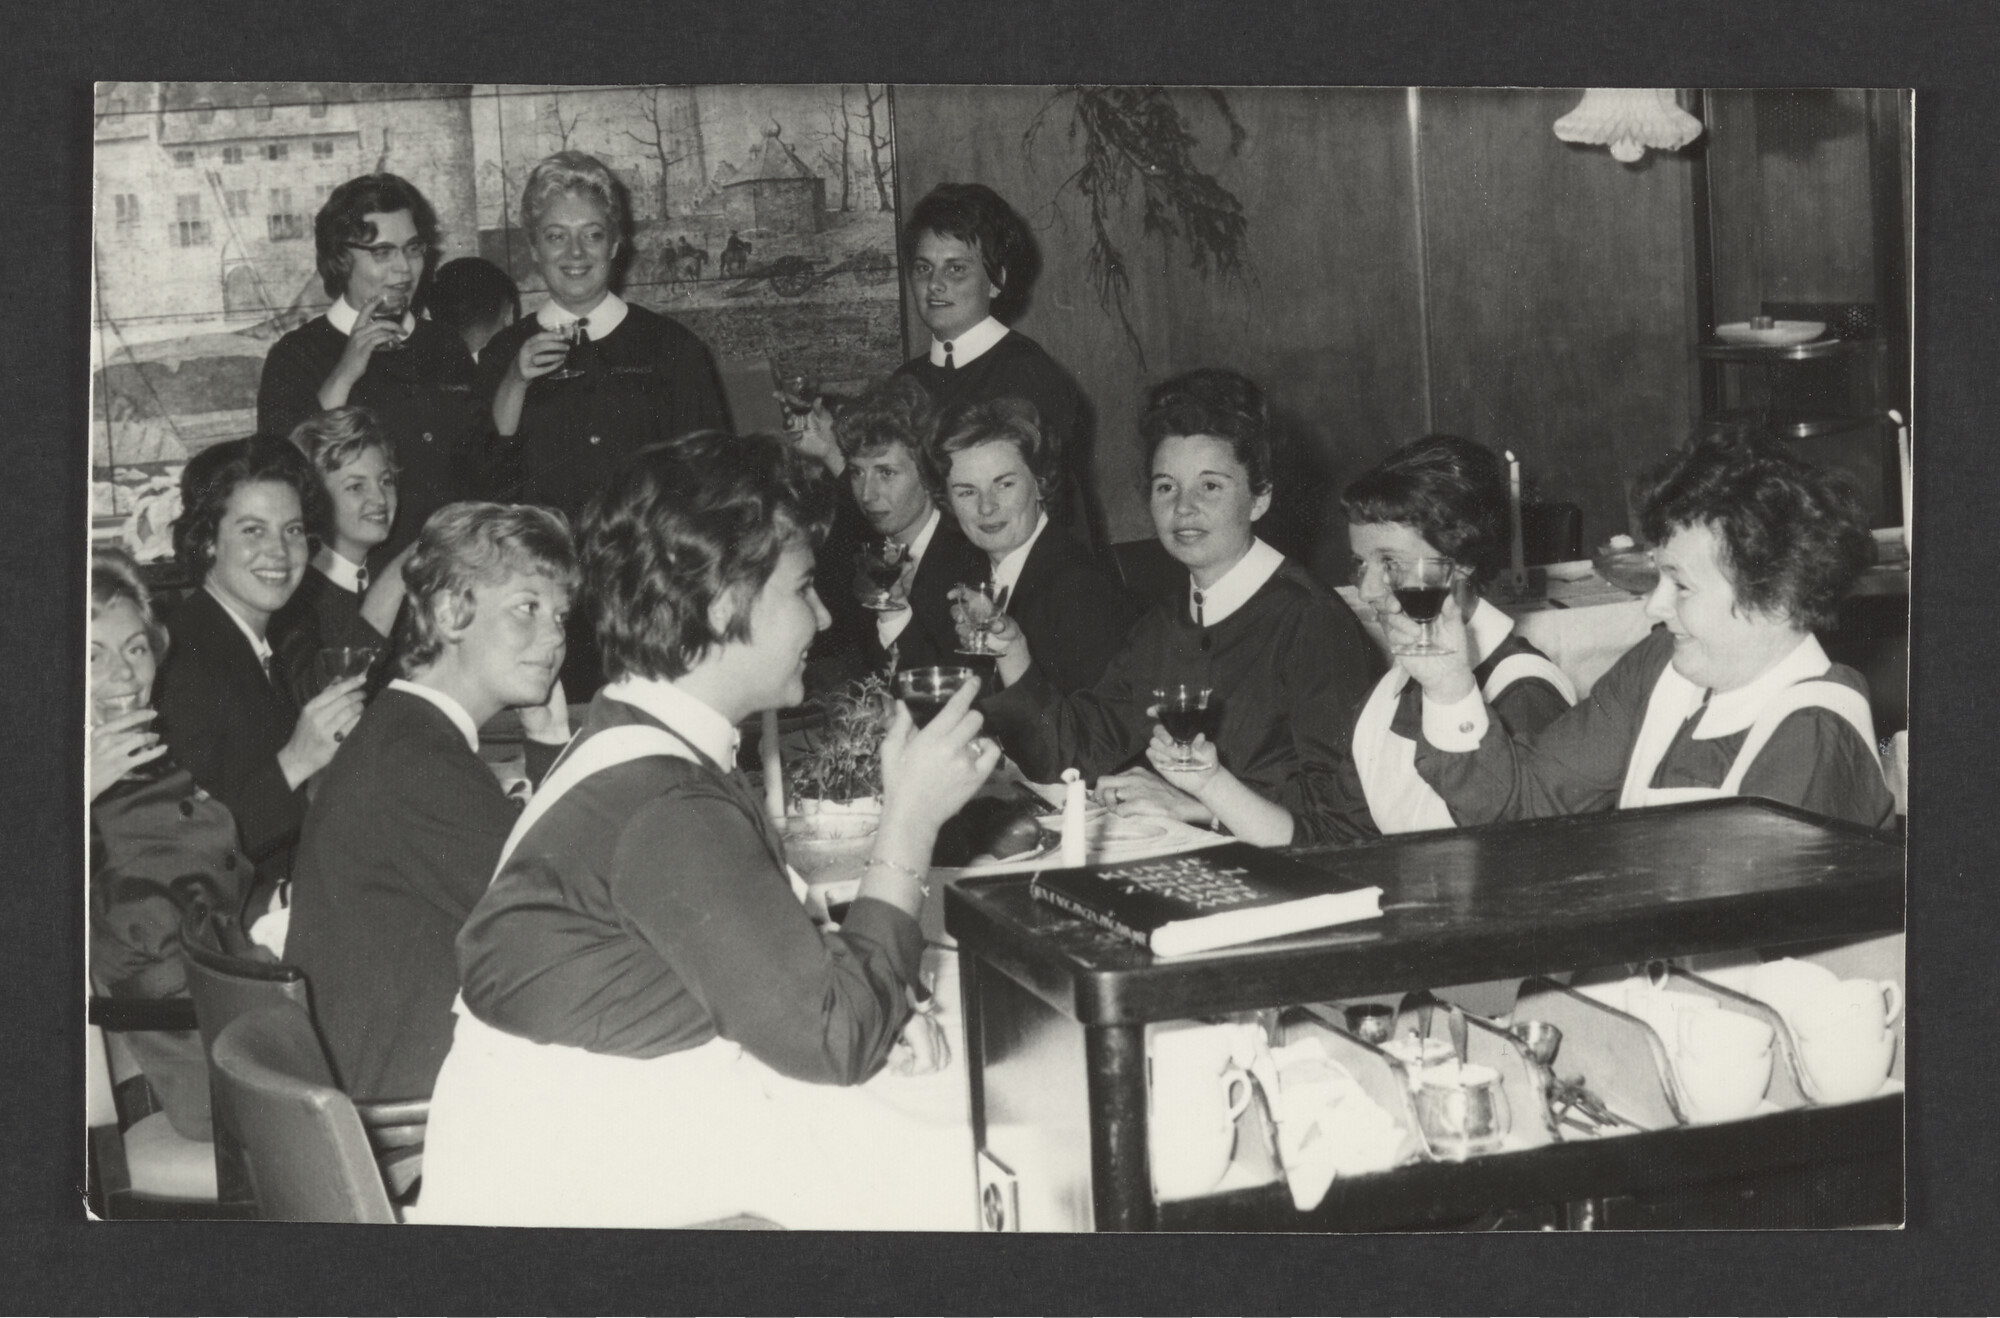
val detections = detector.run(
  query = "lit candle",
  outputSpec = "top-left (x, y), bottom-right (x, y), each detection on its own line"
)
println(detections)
top-left (761, 707), bottom-right (786, 823)
top-left (1505, 449), bottom-right (1527, 580)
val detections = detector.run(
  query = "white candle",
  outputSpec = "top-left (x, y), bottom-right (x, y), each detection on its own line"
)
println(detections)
top-left (1505, 449), bottom-right (1526, 576)
top-left (761, 707), bottom-right (786, 823)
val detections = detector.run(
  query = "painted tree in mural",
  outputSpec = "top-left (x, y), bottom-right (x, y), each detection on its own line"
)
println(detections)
top-left (811, 85), bottom-right (856, 212)
top-left (859, 84), bottom-right (893, 211)
top-left (1026, 86), bottom-right (1250, 366)
top-left (625, 87), bottom-right (699, 221)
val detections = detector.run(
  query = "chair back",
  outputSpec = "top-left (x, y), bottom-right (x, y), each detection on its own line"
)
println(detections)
top-left (180, 901), bottom-right (312, 1202)
top-left (211, 1003), bottom-right (395, 1223)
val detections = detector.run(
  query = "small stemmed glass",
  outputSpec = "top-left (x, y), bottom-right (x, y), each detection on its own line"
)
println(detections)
top-left (1387, 556), bottom-right (1459, 657)
top-left (955, 581), bottom-right (1012, 657)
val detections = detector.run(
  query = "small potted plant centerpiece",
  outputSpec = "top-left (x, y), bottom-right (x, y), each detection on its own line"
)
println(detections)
top-left (782, 677), bottom-right (892, 869)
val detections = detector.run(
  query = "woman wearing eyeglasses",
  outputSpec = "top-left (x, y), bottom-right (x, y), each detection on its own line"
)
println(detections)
top-left (256, 173), bottom-right (484, 565)
top-left (476, 151), bottom-right (730, 700)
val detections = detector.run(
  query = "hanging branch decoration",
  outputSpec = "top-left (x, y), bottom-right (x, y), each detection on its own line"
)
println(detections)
top-left (1026, 86), bottom-right (1250, 366)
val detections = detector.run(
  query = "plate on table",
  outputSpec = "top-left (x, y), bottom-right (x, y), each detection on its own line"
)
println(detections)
top-left (1714, 320), bottom-right (1827, 348)
top-left (1091, 817), bottom-right (1170, 851)
top-left (1034, 804), bottom-right (1110, 830)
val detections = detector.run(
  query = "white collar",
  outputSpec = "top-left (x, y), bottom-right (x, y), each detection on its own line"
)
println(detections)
top-left (929, 316), bottom-right (1008, 368)
top-left (203, 584), bottom-right (271, 663)
top-left (1463, 596), bottom-right (1518, 670)
top-left (1691, 632), bottom-right (1832, 739)
top-left (536, 291), bottom-right (628, 338)
top-left (900, 505), bottom-right (941, 562)
top-left (327, 295), bottom-right (415, 339)
top-left (388, 678), bottom-right (480, 753)
top-left (598, 675), bottom-right (740, 767)
top-left (312, 546), bottom-right (367, 594)
top-left (989, 509), bottom-right (1049, 596)
top-left (1189, 537), bottom-right (1285, 626)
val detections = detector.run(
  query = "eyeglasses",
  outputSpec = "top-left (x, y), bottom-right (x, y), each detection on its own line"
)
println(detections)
top-left (346, 239), bottom-right (429, 264)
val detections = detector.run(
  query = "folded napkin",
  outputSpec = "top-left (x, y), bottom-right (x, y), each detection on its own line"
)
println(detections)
top-left (1250, 1036), bottom-right (1405, 1212)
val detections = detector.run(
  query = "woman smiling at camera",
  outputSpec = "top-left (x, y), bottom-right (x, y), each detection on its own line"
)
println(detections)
top-left (1402, 424), bottom-right (1895, 830)
top-left (153, 438), bottom-right (369, 924)
top-left (980, 368), bottom-right (1381, 846)
top-left (414, 432), bottom-right (997, 1230)
top-left (930, 398), bottom-right (1136, 695)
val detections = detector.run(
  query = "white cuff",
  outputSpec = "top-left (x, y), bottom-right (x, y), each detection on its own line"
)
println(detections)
top-left (877, 606), bottom-right (913, 649)
top-left (1422, 683), bottom-right (1490, 752)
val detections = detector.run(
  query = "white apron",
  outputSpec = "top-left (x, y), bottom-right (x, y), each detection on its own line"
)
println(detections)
top-left (1355, 652), bottom-right (1577, 834)
top-left (412, 705), bottom-right (977, 1230)
top-left (1616, 659), bottom-right (1879, 810)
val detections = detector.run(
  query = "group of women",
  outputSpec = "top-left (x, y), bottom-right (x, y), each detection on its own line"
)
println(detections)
top-left (88, 146), bottom-right (1896, 1224)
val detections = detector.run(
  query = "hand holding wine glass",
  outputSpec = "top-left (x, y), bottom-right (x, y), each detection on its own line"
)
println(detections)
top-left (1145, 721), bottom-right (1220, 793)
top-left (90, 704), bottom-right (166, 799)
top-left (950, 581), bottom-right (1011, 657)
top-left (1153, 684), bottom-right (1219, 766)
top-left (855, 537), bottom-right (912, 611)
top-left (544, 318), bottom-right (588, 381)
top-left (1387, 557), bottom-right (1460, 657)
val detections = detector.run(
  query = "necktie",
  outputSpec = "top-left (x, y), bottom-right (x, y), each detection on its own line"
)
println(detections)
top-left (355, 567), bottom-right (369, 595)
top-left (942, 341), bottom-right (955, 370)
top-left (1192, 588), bottom-right (1205, 628)
top-left (575, 316), bottom-right (589, 343)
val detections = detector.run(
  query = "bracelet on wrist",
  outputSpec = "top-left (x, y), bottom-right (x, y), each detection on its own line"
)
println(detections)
top-left (863, 856), bottom-right (931, 901)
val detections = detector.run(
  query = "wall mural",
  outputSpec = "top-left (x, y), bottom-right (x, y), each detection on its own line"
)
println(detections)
top-left (91, 81), bottom-right (904, 556)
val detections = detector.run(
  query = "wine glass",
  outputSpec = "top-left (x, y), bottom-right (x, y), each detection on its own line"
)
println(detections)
top-left (1152, 684), bottom-right (1217, 766)
top-left (1388, 557), bottom-right (1458, 657)
top-left (775, 367), bottom-right (820, 425)
top-left (856, 537), bottom-right (911, 611)
top-left (955, 581), bottom-right (1012, 657)
top-left (370, 296), bottom-right (409, 351)
top-left (93, 690), bottom-right (144, 726)
top-left (545, 318), bottom-right (587, 381)
top-left (895, 666), bottom-right (974, 728)
top-left (315, 645), bottom-right (380, 692)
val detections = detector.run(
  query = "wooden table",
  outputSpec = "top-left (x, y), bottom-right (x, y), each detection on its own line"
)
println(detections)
top-left (944, 798), bottom-right (1904, 1231)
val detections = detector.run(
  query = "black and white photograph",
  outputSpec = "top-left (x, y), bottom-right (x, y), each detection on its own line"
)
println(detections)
top-left (81, 80), bottom-right (1913, 1242)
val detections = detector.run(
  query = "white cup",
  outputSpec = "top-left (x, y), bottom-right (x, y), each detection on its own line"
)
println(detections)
top-left (1149, 1022), bottom-right (1257, 1199)
top-left (1624, 984), bottom-right (1717, 1048)
top-left (1745, 958), bottom-right (1841, 1022)
top-left (1674, 1009), bottom-right (1775, 1122)
top-left (1791, 992), bottom-right (1899, 1104)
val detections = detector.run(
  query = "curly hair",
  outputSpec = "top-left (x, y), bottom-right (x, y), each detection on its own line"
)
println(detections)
top-left (901, 182), bottom-right (1039, 322)
top-left (833, 374), bottom-right (936, 463)
top-left (925, 397), bottom-right (1057, 507)
top-left (395, 502), bottom-right (579, 677)
top-left (1138, 367), bottom-right (1274, 494)
top-left (580, 431), bottom-right (834, 682)
top-left (1637, 422), bottom-right (1875, 632)
top-left (313, 173), bottom-right (441, 300)
top-left (1341, 434), bottom-right (1511, 585)
top-left (91, 545), bottom-right (167, 662)
top-left (288, 407), bottom-right (399, 537)
top-left (520, 150), bottom-right (628, 241)
top-left (171, 436), bottom-right (324, 576)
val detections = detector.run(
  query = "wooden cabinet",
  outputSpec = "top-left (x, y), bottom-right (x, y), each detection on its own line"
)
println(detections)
top-left (945, 798), bottom-right (1904, 1231)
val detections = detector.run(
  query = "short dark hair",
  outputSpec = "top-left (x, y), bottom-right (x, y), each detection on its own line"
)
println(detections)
top-left (172, 435), bottom-right (324, 575)
top-left (397, 502), bottom-right (579, 677)
top-left (901, 182), bottom-right (1038, 322)
top-left (429, 257), bottom-right (521, 338)
top-left (1341, 434), bottom-right (1511, 585)
top-left (1138, 368), bottom-right (1273, 494)
top-left (1637, 422), bottom-right (1874, 632)
top-left (580, 431), bottom-right (834, 682)
top-left (835, 374), bottom-right (936, 463)
top-left (926, 397), bottom-right (1057, 506)
top-left (314, 173), bottom-right (441, 300)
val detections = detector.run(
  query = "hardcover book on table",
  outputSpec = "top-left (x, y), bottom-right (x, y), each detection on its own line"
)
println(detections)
top-left (1029, 841), bottom-right (1384, 957)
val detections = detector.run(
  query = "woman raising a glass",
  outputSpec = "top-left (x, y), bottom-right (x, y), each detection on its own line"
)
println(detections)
top-left (928, 398), bottom-right (1135, 697)
top-left (979, 369), bottom-right (1382, 846)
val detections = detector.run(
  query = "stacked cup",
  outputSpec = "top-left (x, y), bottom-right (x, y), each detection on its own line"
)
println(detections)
top-left (1147, 1021), bottom-right (1260, 1199)
top-left (1673, 1007), bottom-right (1777, 1122)
top-left (1787, 978), bottom-right (1901, 1104)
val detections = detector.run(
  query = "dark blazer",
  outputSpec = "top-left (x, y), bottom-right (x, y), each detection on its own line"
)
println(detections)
top-left (995, 521), bottom-right (1140, 697)
top-left (153, 588), bottom-right (309, 888)
top-left (865, 510), bottom-right (985, 675)
top-left (285, 687), bottom-right (555, 1103)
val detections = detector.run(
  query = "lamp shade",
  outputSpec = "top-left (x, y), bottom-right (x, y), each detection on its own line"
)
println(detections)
top-left (1553, 89), bottom-right (1704, 163)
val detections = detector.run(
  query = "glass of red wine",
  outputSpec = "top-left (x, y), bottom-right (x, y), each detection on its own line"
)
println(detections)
top-left (370, 296), bottom-right (409, 351)
top-left (545, 318), bottom-right (587, 381)
top-left (1153, 684), bottom-right (1219, 766)
top-left (1389, 556), bottom-right (1458, 656)
top-left (856, 537), bottom-right (911, 611)
top-left (895, 666), bottom-right (974, 728)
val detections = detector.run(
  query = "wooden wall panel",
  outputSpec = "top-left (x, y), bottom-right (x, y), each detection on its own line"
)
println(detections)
top-left (1418, 87), bottom-right (1698, 550)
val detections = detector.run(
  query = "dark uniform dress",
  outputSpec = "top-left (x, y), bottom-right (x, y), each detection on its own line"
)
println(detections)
top-left (91, 762), bottom-right (254, 1140)
top-left (973, 518), bottom-right (1138, 697)
top-left (256, 314), bottom-right (485, 566)
top-left (984, 555), bottom-right (1385, 846)
top-left (268, 559), bottom-right (390, 704)
top-left (475, 300), bottom-right (729, 701)
top-left (1414, 627), bottom-right (1896, 830)
top-left (894, 327), bottom-right (1104, 556)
